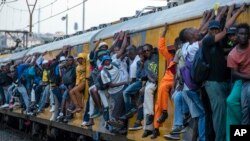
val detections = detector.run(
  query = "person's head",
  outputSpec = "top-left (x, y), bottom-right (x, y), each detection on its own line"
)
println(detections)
top-left (226, 26), bottom-right (237, 46)
top-left (208, 20), bottom-right (221, 36)
top-left (126, 45), bottom-right (137, 60)
top-left (236, 23), bottom-right (249, 47)
top-left (183, 28), bottom-right (200, 43)
top-left (59, 56), bottom-right (66, 63)
top-left (42, 60), bottom-right (49, 69)
top-left (98, 42), bottom-right (108, 50)
top-left (174, 37), bottom-right (182, 50)
top-left (67, 56), bottom-right (74, 66)
top-left (97, 50), bottom-right (109, 61)
top-left (142, 44), bottom-right (153, 59)
top-left (114, 46), bottom-right (120, 54)
top-left (101, 55), bottom-right (112, 68)
top-left (77, 53), bottom-right (85, 64)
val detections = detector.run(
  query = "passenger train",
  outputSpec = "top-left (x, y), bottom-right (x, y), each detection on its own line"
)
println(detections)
top-left (0, 0), bottom-right (249, 140)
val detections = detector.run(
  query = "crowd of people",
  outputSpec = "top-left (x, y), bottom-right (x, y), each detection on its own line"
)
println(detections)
top-left (0, 3), bottom-right (249, 141)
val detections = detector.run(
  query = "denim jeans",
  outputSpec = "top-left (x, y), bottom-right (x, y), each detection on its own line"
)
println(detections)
top-left (17, 84), bottom-right (30, 111)
top-left (172, 90), bottom-right (189, 127)
top-left (241, 81), bottom-right (250, 125)
top-left (123, 81), bottom-right (142, 112)
top-left (83, 93), bottom-right (90, 122)
top-left (38, 85), bottom-right (50, 111)
top-left (0, 87), bottom-right (5, 104)
top-left (205, 81), bottom-right (229, 141)
top-left (182, 90), bottom-right (205, 141)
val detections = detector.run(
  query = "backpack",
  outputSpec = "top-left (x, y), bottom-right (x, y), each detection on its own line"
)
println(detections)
top-left (63, 66), bottom-right (76, 86)
top-left (180, 57), bottom-right (199, 90)
top-left (191, 47), bottom-right (210, 84)
top-left (95, 68), bottom-right (112, 90)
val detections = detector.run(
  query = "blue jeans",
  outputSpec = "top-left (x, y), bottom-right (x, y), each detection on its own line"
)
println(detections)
top-left (38, 85), bottom-right (50, 111)
top-left (83, 94), bottom-right (90, 122)
top-left (183, 90), bottom-right (205, 141)
top-left (172, 91), bottom-right (189, 127)
top-left (123, 81), bottom-right (142, 112)
top-left (16, 84), bottom-right (30, 111)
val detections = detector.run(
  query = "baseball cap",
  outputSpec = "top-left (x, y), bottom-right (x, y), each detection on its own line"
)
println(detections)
top-left (227, 26), bottom-right (237, 35)
top-left (59, 56), bottom-right (66, 62)
top-left (208, 20), bottom-right (221, 29)
top-left (101, 55), bottom-right (112, 65)
top-left (98, 42), bottom-right (108, 49)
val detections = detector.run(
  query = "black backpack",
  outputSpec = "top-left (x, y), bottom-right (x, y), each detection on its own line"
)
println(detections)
top-left (191, 47), bottom-right (210, 84)
top-left (95, 68), bottom-right (112, 90)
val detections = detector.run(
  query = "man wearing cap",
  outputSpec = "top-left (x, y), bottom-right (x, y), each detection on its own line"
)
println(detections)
top-left (100, 55), bottom-right (128, 133)
top-left (202, 5), bottom-right (245, 141)
top-left (70, 53), bottom-right (87, 113)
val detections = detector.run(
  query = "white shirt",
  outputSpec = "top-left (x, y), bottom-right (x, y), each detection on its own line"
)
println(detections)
top-left (111, 54), bottom-right (129, 81)
top-left (129, 55), bottom-right (140, 79)
top-left (101, 65), bottom-right (124, 94)
top-left (182, 41), bottom-right (199, 62)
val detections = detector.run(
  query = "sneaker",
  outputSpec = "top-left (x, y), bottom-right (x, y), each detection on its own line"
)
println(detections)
top-left (157, 110), bottom-right (168, 123)
top-left (81, 121), bottom-right (88, 127)
top-left (50, 105), bottom-right (55, 112)
top-left (120, 108), bottom-right (137, 120)
top-left (107, 120), bottom-right (124, 128)
top-left (142, 130), bottom-right (153, 138)
top-left (164, 134), bottom-right (180, 140)
top-left (151, 128), bottom-right (160, 139)
top-left (129, 122), bottom-right (143, 131)
top-left (183, 113), bottom-right (191, 127)
top-left (146, 114), bottom-right (154, 125)
top-left (170, 126), bottom-right (186, 134)
top-left (0, 104), bottom-right (9, 108)
top-left (90, 109), bottom-right (101, 118)
top-left (56, 113), bottom-right (64, 121)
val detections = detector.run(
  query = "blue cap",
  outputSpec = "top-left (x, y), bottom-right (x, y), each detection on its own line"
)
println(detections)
top-left (101, 55), bottom-right (112, 65)
top-left (227, 26), bottom-right (237, 34)
top-left (208, 20), bottom-right (221, 29)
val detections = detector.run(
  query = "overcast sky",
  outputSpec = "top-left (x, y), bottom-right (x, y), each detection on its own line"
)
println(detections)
top-left (0, 0), bottom-right (167, 34)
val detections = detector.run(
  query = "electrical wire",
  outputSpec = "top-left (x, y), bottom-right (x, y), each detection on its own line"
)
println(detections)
top-left (22, 1), bottom-right (84, 29)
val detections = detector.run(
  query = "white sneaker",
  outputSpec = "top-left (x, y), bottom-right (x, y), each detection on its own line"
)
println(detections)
top-left (13, 102), bottom-right (21, 107)
top-left (50, 113), bottom-right (55, 121)
top-left (81, 121), bottom-right (88, 126)
top-left (50, 105), bottom-right (55, 112)
top-left (0, 104), bottom-right (9, 108)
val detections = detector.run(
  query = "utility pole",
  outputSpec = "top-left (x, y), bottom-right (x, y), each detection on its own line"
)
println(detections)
top-left (82, 0), bottom-right (88, 31)
top-left (38, 6), bottom-right (40, 34)
top-left (26, 0), bottom-right (37, 36)
top-left (61, 14), bottom-right (68, 35)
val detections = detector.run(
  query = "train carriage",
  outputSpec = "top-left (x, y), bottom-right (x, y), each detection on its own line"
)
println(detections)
top-left (0, 0), bottom-right (250, 140)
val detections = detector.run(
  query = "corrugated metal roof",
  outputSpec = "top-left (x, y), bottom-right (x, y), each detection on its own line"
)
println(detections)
top-left (93, 0), bottom-right (247, 40)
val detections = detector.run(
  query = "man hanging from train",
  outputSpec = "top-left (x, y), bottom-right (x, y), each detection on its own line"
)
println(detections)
top-left (141, 43), bottom-right (159, 138)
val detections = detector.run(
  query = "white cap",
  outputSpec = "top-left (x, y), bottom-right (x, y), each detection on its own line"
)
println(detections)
top-left (98, 42), bottom-right (108, 48)
top-left (42, 60), bottom-right (48, 65)
top-left (60, 56), bottom-right (66, 62)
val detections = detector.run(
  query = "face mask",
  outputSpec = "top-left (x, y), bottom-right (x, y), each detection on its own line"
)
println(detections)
top-left (104, 64), bottom-right (112, 69)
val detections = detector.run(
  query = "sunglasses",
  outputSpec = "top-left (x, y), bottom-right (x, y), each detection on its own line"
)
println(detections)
top-left (143, 49), bottom-right (151, 53)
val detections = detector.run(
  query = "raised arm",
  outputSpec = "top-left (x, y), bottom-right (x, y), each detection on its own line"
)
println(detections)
top-left (108, 31), bottom-right (124, 53)
top-left (116, 31), bottom-right (129, 59)
top-left (158, 23), bottom-right (172, 60)
top-left (214, 4), bottom-right (245, 43)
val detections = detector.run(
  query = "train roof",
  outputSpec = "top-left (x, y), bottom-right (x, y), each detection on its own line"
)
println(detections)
top-left (0, 0), bottom-right (247, 64)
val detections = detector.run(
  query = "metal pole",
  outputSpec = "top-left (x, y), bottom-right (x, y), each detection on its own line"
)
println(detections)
top-left (82, 0), bottom-right (87, 31)
top-left (66, 14), bottom-right (68, 35)
top-left (38, 7), bottom-right (40, 34)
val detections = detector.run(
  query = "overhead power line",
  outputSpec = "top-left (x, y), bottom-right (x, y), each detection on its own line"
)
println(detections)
top-left (5, 0), bottom-right (57, 12)
top-left (23, 1), bottom-right (84, 30)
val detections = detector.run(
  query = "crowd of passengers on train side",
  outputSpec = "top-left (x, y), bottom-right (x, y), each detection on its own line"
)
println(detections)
top-left (0, 3), bottom-right (249, 141)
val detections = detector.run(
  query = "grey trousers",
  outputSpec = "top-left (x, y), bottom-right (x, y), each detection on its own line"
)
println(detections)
top-left (241, 81), bottom-right (250, 125)
top-left (205, 81), bottom-right (229, 141)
